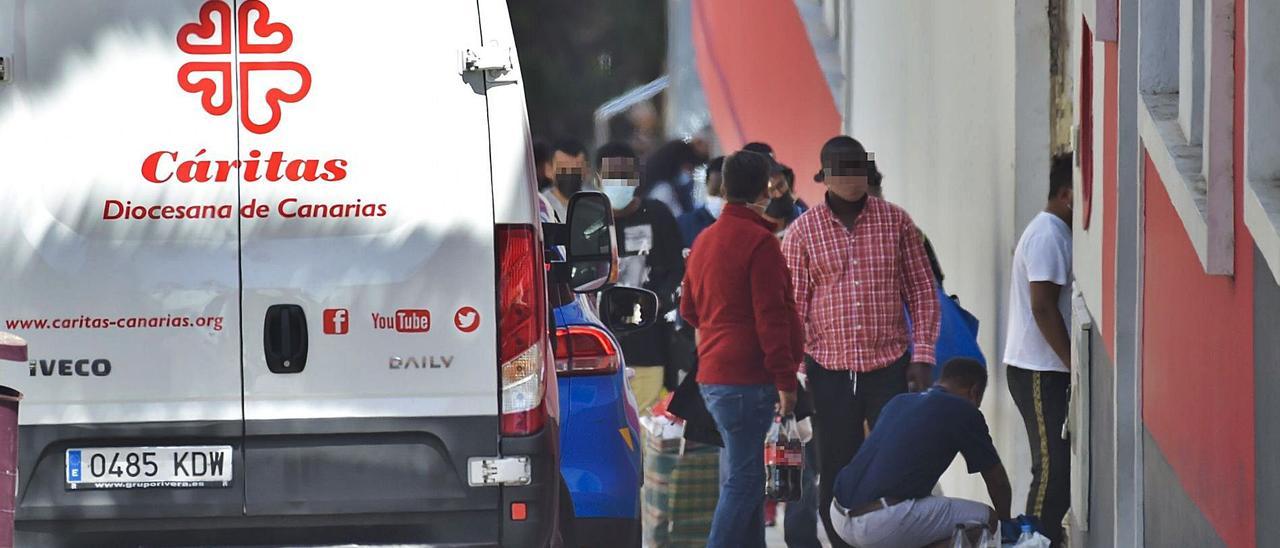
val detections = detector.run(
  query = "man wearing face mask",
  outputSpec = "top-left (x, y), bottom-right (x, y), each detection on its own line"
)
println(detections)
top-left (541, 138), bottom-right (590, 222)
top-left (782, 136), bottom-right (940, 548)
top-left (762, 163), bottom-right (807, 235)
top-left (676, 156), bottom-right (725, 248)
top-left (740, 142), bottom-right (804, 235)
top-left (679, 150), bottom-right (804, 548)
top-left (596, 142), bottom-right (686, 411)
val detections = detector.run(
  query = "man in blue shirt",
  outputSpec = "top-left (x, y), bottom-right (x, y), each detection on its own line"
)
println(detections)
top-left (830, 358), bottom-right (1012, 547)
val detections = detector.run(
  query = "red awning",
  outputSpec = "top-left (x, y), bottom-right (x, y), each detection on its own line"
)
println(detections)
top-left (692, 0), bottom-right (842, 204)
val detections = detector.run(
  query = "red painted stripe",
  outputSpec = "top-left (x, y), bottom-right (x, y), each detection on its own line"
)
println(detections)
top-left (1143, 152), bottom-right (1255, 548)
top-left (691, 0), bottom-right (841, 205)
top-left (691, 0), bottom-right (746, 145)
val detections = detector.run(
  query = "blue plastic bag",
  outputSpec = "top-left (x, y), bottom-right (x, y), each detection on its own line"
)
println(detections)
top-left (932, 285), bottom-right (986, 380)
top-left (906, 285), bottom-right (987, 380)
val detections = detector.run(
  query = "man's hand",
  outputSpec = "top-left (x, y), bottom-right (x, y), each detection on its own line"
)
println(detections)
top-left (906, 362), bottom-right (933, 392)
top-left (777, 390), bottom-right (797, 416)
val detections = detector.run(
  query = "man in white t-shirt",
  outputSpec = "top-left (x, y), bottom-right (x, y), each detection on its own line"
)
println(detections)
top-left (1003, 154), bottom-right (1073, 546)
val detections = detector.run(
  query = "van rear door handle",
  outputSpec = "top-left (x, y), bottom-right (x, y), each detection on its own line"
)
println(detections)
top-left (264, 304), bottom-right (308, 374)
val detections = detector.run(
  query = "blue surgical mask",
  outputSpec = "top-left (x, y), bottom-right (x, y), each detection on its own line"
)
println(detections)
top-left (704, 196), bottom-right (726, 218)
top-left (677, 171), bottom-right (693, 186)
top-left (601, 182), bottom-right (637, 210)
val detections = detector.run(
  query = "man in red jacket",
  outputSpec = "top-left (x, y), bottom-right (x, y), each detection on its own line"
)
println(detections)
top-left (679, 150), bottom-right (805, 548)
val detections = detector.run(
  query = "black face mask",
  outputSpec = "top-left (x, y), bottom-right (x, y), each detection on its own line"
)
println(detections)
top-left (765, 192), bottom-right (796, 220)
top-left (555, 173), bottom-right (583, 196)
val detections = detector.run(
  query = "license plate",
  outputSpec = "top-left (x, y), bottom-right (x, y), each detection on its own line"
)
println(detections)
top-left (65, 446), bottom-right (233, 490)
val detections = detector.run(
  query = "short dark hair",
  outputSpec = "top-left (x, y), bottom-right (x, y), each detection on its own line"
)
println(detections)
top-left (815, 135), bottom-right (870, 182)
top-left (939, 358), bottom-right (988, 392)
top-left (533, 140), bottom-right (552, 167)
top-left (868, 160), bottom-right (883, 187)
top-left (722, 151), bottom-right (771, 203)
top-left (742, 142), bottom-right (774, 157)
top-left (594, 141), bottom-right (638, 172)
top-left (553, 138), bottom-right (588, 160)
top-left (707, 156), bottom-right (725, 176)
top-left (1049, 153), bottom-right (1073, 199)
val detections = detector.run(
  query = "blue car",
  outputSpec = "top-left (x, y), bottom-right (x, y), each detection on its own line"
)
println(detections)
top-left (551, 287), bottom-right (653, 547)
top-left (540, 191), bottom-right (654, 547)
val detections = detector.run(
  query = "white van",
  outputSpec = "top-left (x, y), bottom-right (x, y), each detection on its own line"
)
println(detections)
top-left (0, 1), bottom-right (616, 545)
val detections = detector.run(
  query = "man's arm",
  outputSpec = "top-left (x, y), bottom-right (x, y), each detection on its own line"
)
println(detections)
top-left (959, 408), bottom-right (1009, 524)
top-left (678, 275), bottom-right (699, 330)
top-left (899, 218), bottom-right (940, 390)
top-left (781, 226), bottom-right (812, 337)
top-left (750, 239), bottom-right (800, 405)
top-left (1030, 281), bottom-right (1071, 368)
top-left (980, 462), bottom-right (1013, 522)
top-left (781, 228), bottom-right (813, 375)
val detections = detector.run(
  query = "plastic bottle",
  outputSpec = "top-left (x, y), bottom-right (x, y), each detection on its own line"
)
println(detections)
top-left (950, 524), bottom-right (971, 548)
top-left (1017, 521), bottom-right (1035, 544)
top-left (977, 526), bottom-right (995, 548)
top-left (784, 414), bottom-right (804, 499)
top-left (764, 415), bottom-right (799, 501)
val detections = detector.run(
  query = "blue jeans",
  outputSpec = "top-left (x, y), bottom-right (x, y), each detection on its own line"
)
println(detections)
top-left (700, 383), bottom-right (778, 548)
top-left (784, 440), bottom-right (822, 548)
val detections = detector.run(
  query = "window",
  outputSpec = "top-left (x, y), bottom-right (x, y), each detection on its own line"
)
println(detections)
top-left (1137, 0), bottom-right (1234, 275)
top-left (1244, 0), bottom-right (1280, 282)
top-left (1080, 21), bottom-right (1095, 230)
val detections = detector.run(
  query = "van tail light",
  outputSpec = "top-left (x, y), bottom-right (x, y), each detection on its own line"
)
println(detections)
top-left (554, 326), bottom-right (620, 376)
top-left (496, 224), bottom-right (548, 436)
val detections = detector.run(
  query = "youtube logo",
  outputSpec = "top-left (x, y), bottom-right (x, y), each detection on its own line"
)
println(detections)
top-left (372, 309), bottom-right (431, 333)
top-left (323, 308), bottom-right (349, 335)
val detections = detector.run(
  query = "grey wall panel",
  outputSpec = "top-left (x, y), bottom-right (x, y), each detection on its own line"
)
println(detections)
top-left (1143, 430), bottom-right (1226, 547)
top-left (1084, 327), bottom-right (1115, 546)
top-left (1255, 246), bottom-right (1280, 547)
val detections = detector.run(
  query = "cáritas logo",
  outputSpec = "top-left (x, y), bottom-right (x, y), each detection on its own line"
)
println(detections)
top-left (177, 0), bottom-right (311, 134)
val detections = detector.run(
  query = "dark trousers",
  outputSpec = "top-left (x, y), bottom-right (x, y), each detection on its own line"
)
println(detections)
top-left (808, 353), bottom-right (909, 548)
top-left (1007, 365), bottom-right (1071, 545)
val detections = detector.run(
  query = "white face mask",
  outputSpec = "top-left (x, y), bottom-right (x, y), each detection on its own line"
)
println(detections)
top-left (704, 196), bottom-right (726, 218)
top-left (600, 178), bottom-right (638, 209)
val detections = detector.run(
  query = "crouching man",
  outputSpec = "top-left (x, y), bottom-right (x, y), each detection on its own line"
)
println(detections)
top-left (830, 359), bottom-right (1012, 547)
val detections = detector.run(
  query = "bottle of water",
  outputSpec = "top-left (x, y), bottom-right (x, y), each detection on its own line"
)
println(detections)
top-left (950, 524), bottom-right (971, 548)
top-left (978, 526), bottom-right (996, 548)
top-left (1017, 521), bottom-right (1035, 544)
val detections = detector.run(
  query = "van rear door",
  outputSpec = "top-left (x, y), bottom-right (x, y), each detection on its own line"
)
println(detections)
top-left (0, 0), bottom-right (245, 518)
top-left (232, 1), bottom-right (501, 515)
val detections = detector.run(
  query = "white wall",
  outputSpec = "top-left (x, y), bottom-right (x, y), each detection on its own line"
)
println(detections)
top-left (838, 0), bottom-right (1052, 510)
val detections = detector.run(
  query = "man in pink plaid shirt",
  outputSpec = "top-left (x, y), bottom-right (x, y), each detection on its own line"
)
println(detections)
top-left (782, 136), bottom-right (940, 547)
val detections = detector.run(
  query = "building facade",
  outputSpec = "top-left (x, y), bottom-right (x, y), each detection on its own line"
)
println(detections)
top-left (691, 0), bottom-right (1276, 546)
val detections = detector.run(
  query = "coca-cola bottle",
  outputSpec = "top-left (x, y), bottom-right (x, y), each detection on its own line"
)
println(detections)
top-left (765, 415), bottom-right (802, 502)
top-left (784, 415), bottom-right (804, 499)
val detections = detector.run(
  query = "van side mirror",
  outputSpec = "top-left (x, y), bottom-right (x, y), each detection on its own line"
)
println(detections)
top-left (564, 192), bottom-right (617, 293)
top-left (597, 286), bottom-right (658, 334)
